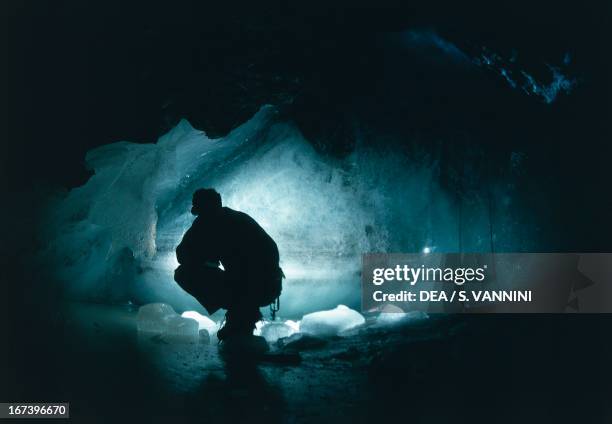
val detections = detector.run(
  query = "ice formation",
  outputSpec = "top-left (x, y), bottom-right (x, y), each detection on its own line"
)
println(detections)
top-left (198, 329), bottom-right (211, 344)
top-left (375, 310), bottom-right (429, 327)
top-left (299, 305), bottom-right (365, 337)
top-left (137, 303), bottom-right (199, 338)
top-left (260, 321), bottom-right (299, 343)
top-left (181, 311), bottom-right (219, 335)
top-left (41, 105), bottom-right (526, 315)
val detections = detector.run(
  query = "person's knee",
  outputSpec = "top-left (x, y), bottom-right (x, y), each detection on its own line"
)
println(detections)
top-left (174, 265), bottom-right (218, 292)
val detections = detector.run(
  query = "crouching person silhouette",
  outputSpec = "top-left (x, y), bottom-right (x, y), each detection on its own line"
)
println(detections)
top-left (174, 188), bottom-right (283, 342)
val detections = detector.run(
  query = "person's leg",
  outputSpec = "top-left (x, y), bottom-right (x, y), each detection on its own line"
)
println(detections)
top-left (174, 264), bottom-right (230, 314)
top-left (217, 305), bottom-right (262, 341)
top-left (217, 272), bottom-right (262, 341)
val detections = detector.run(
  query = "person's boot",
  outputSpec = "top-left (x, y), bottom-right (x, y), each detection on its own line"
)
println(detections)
top-left (217, 308), bottom-right (262, 342)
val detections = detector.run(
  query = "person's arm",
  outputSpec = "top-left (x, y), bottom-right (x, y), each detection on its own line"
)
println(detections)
top-left (176, 218), bottom-right (220, 266)
top-left (176, 224), bottom-right (198, 265)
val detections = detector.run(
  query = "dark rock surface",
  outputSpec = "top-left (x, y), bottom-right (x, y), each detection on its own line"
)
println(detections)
top-left (2, 0), bottom-right (609, 188)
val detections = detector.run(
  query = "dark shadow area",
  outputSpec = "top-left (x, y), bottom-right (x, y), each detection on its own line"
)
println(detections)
top-left (1, 1), bottom-right (611, 422)
top-left (2, 302), bottom-right (612, 422)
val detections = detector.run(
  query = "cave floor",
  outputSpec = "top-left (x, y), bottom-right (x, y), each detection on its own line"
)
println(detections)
top-left (7, 302), bottom-right (612, 423)
top-left (44, 302), bottom-right (377, 423)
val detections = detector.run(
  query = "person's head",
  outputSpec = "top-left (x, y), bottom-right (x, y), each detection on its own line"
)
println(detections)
top-left (191, 188), bottom-right (222, 215)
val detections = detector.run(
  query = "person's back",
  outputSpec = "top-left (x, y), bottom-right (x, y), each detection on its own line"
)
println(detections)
top-left (216, 207), bottom-right (279, 274)
top-left (174, 188), bottom-right (283, 341)
top-left (176, 207), bottom-right (279, 272)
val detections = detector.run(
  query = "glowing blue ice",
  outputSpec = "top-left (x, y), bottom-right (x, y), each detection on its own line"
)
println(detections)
top-left (41, 106), bottom-right (524, 315)
top-left (300, 305), bottom-right (365, 336)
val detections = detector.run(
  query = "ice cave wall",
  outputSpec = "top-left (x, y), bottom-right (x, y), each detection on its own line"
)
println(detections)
top-left (41, 106), bottom-right (529, 317)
